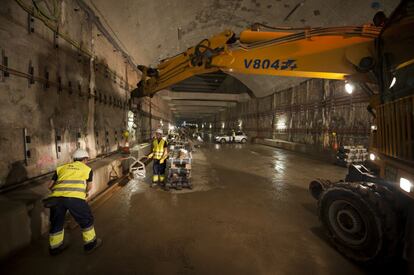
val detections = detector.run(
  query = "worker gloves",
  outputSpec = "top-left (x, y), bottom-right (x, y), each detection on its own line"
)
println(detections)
top-left (147, 154), bottom-right (166, 164)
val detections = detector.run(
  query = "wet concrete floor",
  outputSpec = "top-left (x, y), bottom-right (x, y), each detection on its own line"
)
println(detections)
top-left (2, 143), bottom-right (369, 274)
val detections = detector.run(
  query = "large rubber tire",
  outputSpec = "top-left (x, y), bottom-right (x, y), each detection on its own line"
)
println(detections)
top-left (220, 138), bottom-right (226, 144)
top-left (241, 138), bottom-right (247, 144)
top-left (318, 182), bottom-right (401, 263)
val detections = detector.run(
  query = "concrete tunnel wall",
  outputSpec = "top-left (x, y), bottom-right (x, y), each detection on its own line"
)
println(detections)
top-left (210, 78), bottom-right (373, 160)
top-left (0, 0), bottom-right (173, 260)
top-left (0, 0), bottom-right (173, 188)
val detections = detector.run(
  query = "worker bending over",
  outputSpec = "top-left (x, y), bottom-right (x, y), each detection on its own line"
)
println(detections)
top-left (147, 128), bottom-right (168, 187)
top-left (46, 149), bottom-right (102, 255)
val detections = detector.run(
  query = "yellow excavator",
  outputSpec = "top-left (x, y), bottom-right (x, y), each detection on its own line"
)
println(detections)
top-left (132, 0), bottom-right (414, 265)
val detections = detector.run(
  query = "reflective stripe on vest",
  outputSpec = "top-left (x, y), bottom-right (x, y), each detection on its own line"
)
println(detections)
top-left (50, 161), bottom-right (91, 200)
top-left (152, 138), bottom-right (166, 160)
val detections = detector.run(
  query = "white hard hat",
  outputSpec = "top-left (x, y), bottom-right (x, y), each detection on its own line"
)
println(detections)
top-left (155, 128), bottom-right (163, 135)
top-left (72, 149), bottom-right (89, 159)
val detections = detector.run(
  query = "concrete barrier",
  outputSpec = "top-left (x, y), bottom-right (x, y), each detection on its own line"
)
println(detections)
top-left (0, 143), bottom-right (151, 261)
top-left (255, 138), bottom-right (336, 163)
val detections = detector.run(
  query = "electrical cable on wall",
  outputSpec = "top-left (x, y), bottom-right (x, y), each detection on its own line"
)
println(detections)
top-left (32, 0), bottom-right (60, 21)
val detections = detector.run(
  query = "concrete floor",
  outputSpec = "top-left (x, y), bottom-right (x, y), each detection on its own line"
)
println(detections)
top-left (2, 144), bottom-right (371, 274)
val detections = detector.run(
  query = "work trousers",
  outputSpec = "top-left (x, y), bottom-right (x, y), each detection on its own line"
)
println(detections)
top-left (152, 159), bottom-right (166, 183)
top-left (49, 197), bottom-right (97, 252)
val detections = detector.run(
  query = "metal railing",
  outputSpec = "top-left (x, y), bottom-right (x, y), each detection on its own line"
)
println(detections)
top-left (376, 95), bottom-right (414, 163)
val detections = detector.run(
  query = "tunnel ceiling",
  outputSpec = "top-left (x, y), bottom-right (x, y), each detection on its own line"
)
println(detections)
top-left (88, 0), bottom-right (399, 121)
top-left (170, 72), bottom-right (254, 96)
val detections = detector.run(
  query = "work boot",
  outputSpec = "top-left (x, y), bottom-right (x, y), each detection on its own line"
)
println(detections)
top-left (85, 238), bottom-right (103, 254)
top-left (49, 243), bottom-right (69, 256)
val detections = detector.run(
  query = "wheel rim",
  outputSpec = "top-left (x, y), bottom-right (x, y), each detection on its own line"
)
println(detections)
top-left (328, 200), bottom-right (368, 246)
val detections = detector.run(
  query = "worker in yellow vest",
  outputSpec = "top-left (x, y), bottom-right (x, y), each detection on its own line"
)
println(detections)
top-left (147, 128), bottom-right (168, 187)
top-left (46, 149), bottom-right (102, 255)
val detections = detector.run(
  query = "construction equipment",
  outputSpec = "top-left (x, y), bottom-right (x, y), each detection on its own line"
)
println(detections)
top-left (132, 22), bottom-right (382, 98)
top-left (132, 0), bottom-right (414, 264)
top-left (165, 137), bottom-right (193, 191)
top-left (122, 156), bottom-right (146, 180)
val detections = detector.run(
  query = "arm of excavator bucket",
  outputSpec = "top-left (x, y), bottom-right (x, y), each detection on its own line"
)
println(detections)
top-left (131, 25), bottom-right (381, 98)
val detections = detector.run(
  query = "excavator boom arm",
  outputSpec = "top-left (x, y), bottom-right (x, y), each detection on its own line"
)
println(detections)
top-left (133, 25), bottom-right (381, 97)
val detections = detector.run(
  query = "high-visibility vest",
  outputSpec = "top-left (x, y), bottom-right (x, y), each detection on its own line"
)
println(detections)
top-left (49, 161), bottom-right (92, 200)
top-left (152, 138), bottom-right (166, 160)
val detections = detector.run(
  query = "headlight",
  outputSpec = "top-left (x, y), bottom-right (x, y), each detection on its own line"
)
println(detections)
top-left (345, 82), bottom-right (354, 94)
top-left (369, 153), bottom-right (376, 161)
top-left (400, 178), bottom-right (412, 193)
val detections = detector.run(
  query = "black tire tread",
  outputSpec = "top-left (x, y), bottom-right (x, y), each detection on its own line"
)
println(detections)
top-left (318, 181), bottom-right (401, 263)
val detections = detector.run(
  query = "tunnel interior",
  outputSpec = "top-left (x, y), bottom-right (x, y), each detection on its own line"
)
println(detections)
top-left (0, 0), bottom-right (413, 274)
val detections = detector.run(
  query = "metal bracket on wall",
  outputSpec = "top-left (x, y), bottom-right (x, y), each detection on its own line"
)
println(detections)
top-left (23, 128), bottom-right (31, 166)
top-left (44, 68), bottom-right (50, 90)
top-left (68, 81), bottom-right (73, 94)
top-left (95, 130), bottom-right (99, 146)
top-left (57, 75), bottom-right (62, 93)
top-left (77, 47), bottom-right (83, 63)
top-left (0, 49), bottom-right (9, 81)
top-left (114, 130), bottom-right (118, 144)
top-left (54, 31), bottom-right (59, 48)
top-left (113, 73), bottom-right (117, 84)
top-left (77, 129), bottom-right (82, 148)
top-left (28, 61), bottom-right (35, 86)
top-left (105, 129), bottom-right (109, 152)
top-left (55, 128), bottom-right (62, 159)
top-left (27, 14), bottom-right (34, 33)
top-left (78, 82), bottom-right (82, 98)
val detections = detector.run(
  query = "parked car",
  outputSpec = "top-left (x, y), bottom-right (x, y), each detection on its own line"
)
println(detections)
top-left (214, 131), bottom-right (248, 144)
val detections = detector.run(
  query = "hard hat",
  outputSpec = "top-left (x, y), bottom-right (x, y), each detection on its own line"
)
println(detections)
top-left (123, 130), bottom-right (130, 138)
top-left (72, 149), bottom-right (89, 159)
top-left (155, 128), bottom-right (163, 135)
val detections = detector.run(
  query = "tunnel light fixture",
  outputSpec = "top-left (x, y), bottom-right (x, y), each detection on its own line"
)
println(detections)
top-left (371, 125), bottom-right (377, 131)
top-left (276, 122), bottom-right (287, 130)
top-left (222, 122), bottom-right (225, 129)
top-left (127, 111), bottom-right (135, 130)
top-left (389, 76), bottom-right (397, 88)
top-left (400, 177), bottom-right (412, 193)
top-left (345, 82), bottom-right (354, 94)
top-left (369, 153), bottom-right (376, 161)
top-left (209, 123), bottom-right (212, 129)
